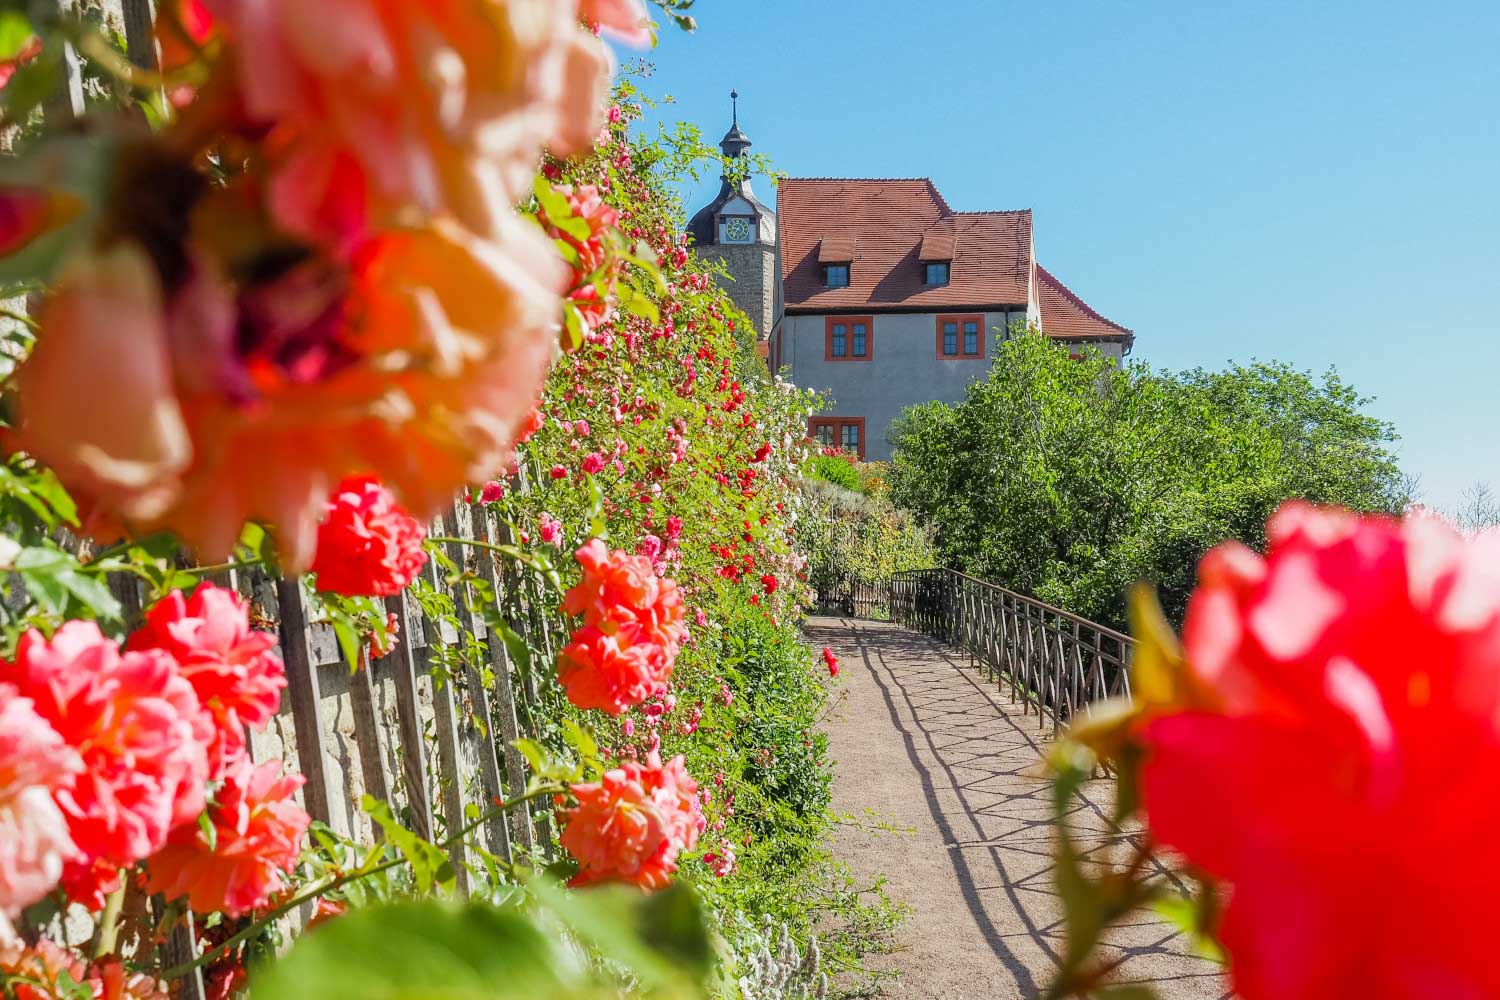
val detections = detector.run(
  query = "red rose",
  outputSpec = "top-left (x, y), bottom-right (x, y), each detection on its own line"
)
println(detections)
top-left (310, 476), bottom-right (427, 597)
top-left (1139, 503), bottom-right (1500, 999)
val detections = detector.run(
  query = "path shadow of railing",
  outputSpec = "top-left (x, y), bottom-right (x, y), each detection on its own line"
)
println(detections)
top-left (808, 615), bottom-right (1232, 999)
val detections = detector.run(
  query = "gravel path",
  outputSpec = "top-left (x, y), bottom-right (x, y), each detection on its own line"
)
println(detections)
top-left (809, 616), bottom-right (1230, 1000)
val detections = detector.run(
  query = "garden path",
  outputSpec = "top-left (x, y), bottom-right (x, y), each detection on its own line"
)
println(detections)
top-left (810, 616), bottom-right (1231, 1000)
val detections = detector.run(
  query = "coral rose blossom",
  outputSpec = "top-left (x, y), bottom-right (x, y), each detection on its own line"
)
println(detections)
top-left (1138, 503), bottom-right (1500, 1000)
top-left (560, 752), bottom-right (700, 890)
top-left (557, 540), bottom-right (686, 714)
top-left (310, 476), bottom-right (428, 597)
top-left (127, 584), bottom-right (286, 776)
top-left (203, 0), bottom-right (613, 242)
top-left (0, 689), bottom-right (82, 916)
top-left (145, 758), bottom-right (308, 918)
top-left (11, 219), bottom-right (566, 573)
top-left (2, 623), bottom-right (209, 896)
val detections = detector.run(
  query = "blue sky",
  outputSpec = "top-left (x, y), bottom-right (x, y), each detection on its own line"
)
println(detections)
top-left (625, 0), bottom-right (1500, 510)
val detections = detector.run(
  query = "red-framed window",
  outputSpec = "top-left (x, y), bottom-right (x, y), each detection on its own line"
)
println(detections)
top-left (935, 314), bottom-right (984, 359)
top-left (824, 316), bottom-right (873, 362)
top-left (808, 417), bottom-right (867, 460)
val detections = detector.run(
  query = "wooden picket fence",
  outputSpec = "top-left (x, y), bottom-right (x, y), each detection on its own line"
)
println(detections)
top-left (890, 568), bottom-right (1135, 732)
top-left (57, 478), bottom-right (567, 998)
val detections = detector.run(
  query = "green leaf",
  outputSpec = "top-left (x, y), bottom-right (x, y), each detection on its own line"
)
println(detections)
top-left (331, 614), bottom-right (362, 672)
top-left (362, 796), bottom-right (455, 896)
top-left (560, 719), bottom-right (598, 761)
top-left (527, 879), bottom-right (713, 992)
top-left (246, 899), bottom-right (571, 1000)
top-left (0, 12), bottom-right (34, 62)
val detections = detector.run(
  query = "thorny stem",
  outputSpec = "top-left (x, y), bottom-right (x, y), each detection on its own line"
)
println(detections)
top-left (159, 783), bottom-right (566, 981)
top-left (183, 558), bottom-right (264, 578)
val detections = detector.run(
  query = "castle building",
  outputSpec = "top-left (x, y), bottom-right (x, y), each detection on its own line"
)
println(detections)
top-left (687, 101), bottom-right (1134, 462)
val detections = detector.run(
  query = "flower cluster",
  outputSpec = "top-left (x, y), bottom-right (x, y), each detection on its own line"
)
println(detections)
top-left (1134, 503), bottom-right (1500, 999)
top-left (6, 0), bottom-right (639, 570)
top-left (0, 938), bottom-right (165, 1000)
top-left (0, 586), bottom-right (304, 918)
top-left (560, 752), bottom-right (701, 890)
top-left (144, 758), bottom-right (309, 919)
top-left (557, 539), bottom-right (687, 715)
top-left (539, 183), bottom-right (625, 345)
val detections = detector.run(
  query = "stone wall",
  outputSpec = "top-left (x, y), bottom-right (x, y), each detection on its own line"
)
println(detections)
top-left (703, 243), bottom-right (775, 340)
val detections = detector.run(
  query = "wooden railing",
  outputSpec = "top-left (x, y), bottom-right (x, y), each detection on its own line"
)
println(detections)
top-left (890, 569), bottom-right (1135, 731)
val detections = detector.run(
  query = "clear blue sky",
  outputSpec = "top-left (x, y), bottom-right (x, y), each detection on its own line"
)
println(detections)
top-left (627, 0), bottom-right (1500, 511)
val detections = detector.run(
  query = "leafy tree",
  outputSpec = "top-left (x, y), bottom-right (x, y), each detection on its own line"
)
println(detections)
top-left (888, 331), bottom-right (1409, 628)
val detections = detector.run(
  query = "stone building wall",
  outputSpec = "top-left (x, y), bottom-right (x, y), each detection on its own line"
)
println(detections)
top-left (702, 243), bottom-right (775, 340)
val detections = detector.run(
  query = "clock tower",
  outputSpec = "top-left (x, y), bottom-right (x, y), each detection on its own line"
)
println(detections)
top-left (687, 92), bottom-right (777, 344)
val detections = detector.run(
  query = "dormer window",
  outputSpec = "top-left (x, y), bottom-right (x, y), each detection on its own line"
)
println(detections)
top-left (918, 231), bottom-right (954, 287)
top-left (817, 236), bottom-right (855, 289)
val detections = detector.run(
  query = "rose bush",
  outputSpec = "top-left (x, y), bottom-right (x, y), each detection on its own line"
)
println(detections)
top-left (0, 2), bottom-right (894, 994)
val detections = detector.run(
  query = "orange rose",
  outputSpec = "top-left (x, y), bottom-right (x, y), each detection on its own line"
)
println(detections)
top-left (10, 219), bottom-right (564, 569)
top-left (202, 0), bottom-right (613, 243)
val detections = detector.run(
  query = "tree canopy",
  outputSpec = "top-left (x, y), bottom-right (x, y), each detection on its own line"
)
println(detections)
top-left (887, 331), bottom-right (1410, 628)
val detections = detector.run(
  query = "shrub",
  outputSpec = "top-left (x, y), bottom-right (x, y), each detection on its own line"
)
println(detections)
top-left (889, 331), bottom-right (1410, 628)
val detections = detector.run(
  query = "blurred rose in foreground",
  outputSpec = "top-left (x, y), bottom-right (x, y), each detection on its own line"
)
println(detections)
top-left (1138, 502), bottom-right (1500, 999)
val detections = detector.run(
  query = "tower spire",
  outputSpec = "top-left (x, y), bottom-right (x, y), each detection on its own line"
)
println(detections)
top-left (719, 90), bottom-right (751, 159)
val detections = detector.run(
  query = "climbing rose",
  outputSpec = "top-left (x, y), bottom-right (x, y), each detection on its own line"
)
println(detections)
top-left (557, 540), bottom-right (686, 714)
top-left (703, 843), bottom-right (737, 879)
top-left (2, 623), bottom-right (209, 898)
top-left (127, 584), bottom-right (285, 776)
top-left (10, 220), bottom-right (566, 572)
top-left (311, 476), bottom-right (428, 597)
top-left (558, 628), bottom-right (665, 718)
top-left (1139, 502), bottom-right (1500, 1000)
top-left (368, 611), bottom-right (401, 661)
top-left (560, 752), bottom-right (700, 889)
top-left (0, 689), bottom-right (82, 916)
top-left (202, 0), bottom-right (614, 242)
top-left (517, 405), bottom-right (546, 444)
top-left (0, 938), bottom-right (166, 1000)
top-left (760, 573), bottom-right (778, 595)
top-left (822, 647), bottom-right (839, 677)
top-left (145, 759), bottom-right (309, 918)
top-left (563, 539), bottom-right (686, 649)
top-left (539, 512), bottom-right (563, 545)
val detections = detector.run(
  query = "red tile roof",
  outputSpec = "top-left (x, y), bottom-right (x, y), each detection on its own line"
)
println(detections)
top-left (778, 178), bottom-right (1033, 312)
top-left (1035, 264), bottom-right (1133, 342)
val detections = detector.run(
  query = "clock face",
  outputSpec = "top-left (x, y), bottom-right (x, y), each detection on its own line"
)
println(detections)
top-left (724, 217), bottom-right (752, 243)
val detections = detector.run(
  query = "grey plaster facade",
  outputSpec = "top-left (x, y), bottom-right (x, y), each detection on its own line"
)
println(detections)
top-left (777, 311), bottom-right (1125, 461)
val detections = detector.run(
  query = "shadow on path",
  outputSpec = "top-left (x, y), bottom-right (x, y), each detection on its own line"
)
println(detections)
top-left (811, 617), bottom-right (1231, 1000)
